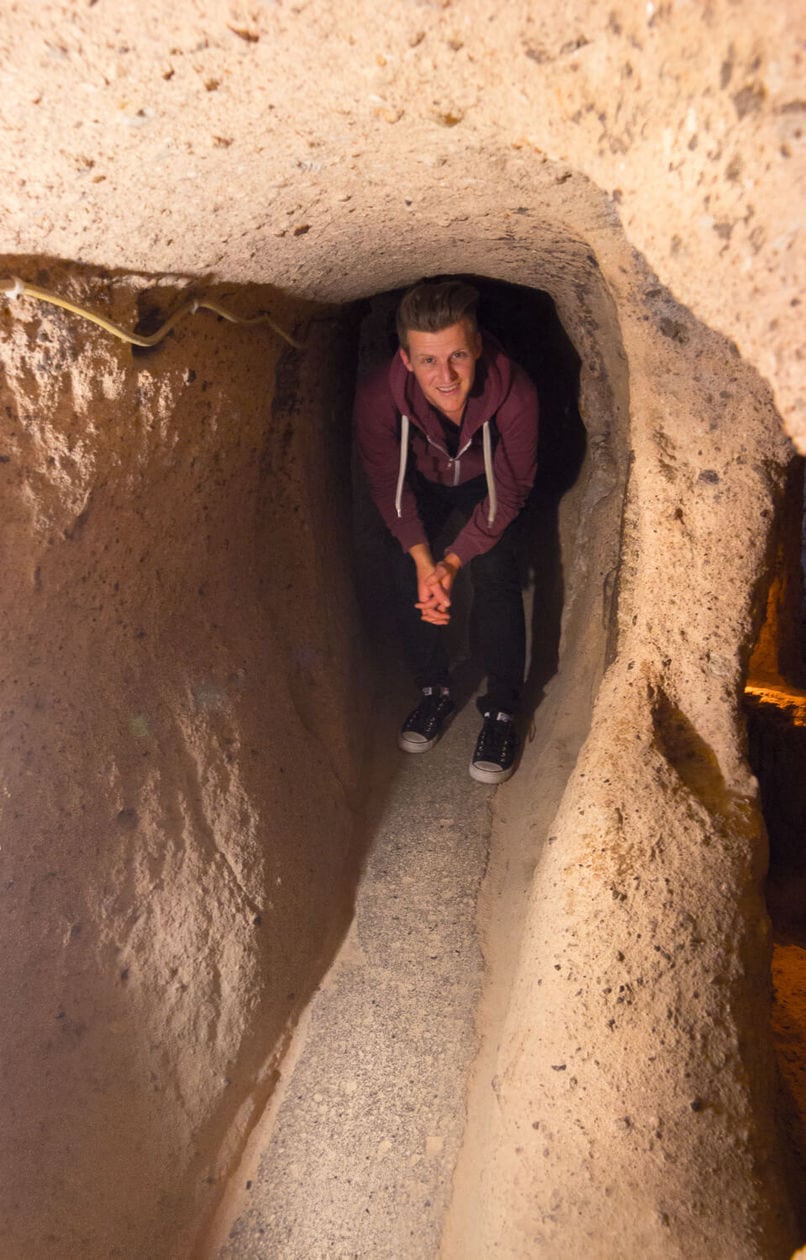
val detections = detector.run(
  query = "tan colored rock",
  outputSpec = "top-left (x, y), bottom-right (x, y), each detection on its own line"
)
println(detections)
top-left (0, 0), bottom-right (802, 440)
top-left (0, 266), bottom-right (366, 1256)
top-left (0, 1), bottom-right (802, 1256)
top-left (440, 223), bottom-right (799, 1257)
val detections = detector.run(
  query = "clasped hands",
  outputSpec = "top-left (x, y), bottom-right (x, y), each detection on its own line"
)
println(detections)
top-left (410, 544), bottom-right (461, 626)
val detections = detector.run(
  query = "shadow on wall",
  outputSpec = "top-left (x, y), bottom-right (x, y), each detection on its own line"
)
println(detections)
top-left (350, 276), bottom-right (586, 720)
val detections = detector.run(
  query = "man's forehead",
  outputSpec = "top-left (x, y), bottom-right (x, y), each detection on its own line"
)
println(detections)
top-left (405, 321), bottom-right (479, 355)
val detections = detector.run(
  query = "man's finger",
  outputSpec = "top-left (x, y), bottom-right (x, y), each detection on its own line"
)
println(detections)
top-left (422, 584), bottom-right (451, 606)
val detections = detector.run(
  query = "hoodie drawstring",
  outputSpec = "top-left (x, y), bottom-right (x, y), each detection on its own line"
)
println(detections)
top-left (395, 414), bottom-right (410, 519)
top-left (396, 412), bottom-right (498, 526)
top-left (482, 420), bottom-right (497, 525)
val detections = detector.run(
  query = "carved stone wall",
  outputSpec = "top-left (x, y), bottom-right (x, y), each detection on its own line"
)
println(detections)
top-left (0, 268), bottom-right (365, 1257)
top-left (0, 1), bottom-right (802, 1256)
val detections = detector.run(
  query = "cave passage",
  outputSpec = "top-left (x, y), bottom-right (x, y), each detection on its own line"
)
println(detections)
top-left (744, 452), bottom-right (806, 1221)
top-left (205, 277), bottom-right (597, 1256)
top-left (351, 275), bottom-right (587, 721)
top-left (1, 102), bottom-right (801, 1244)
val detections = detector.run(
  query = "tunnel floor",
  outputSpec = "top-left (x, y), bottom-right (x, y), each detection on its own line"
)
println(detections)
top-left (207, 691), bottom-right (495, 1258)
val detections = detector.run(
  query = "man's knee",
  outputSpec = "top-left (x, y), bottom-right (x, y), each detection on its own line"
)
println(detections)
top-left (470, 537), bottom-right (521, 591)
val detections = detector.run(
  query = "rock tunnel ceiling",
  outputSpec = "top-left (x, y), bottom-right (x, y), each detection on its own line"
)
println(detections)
top-left (0, 0), bottom-right (801, 442)
top-left (0, 1), bottom-right (803, 1257)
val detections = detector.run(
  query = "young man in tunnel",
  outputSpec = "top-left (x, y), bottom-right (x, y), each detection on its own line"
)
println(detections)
top-left (355, 279), bottom-right (538, 783)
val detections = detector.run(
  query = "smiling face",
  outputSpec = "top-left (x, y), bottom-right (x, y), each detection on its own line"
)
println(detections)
top-left (399, 319), bottom-right (482, 422)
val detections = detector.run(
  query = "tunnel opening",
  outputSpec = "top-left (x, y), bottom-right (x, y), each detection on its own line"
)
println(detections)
top-left (746, 454), bottom-right (806, 920)
top-left (1, 245), bottom-right (637, 1258)
top-left (350, 275), bottom-right (587, 725)
top-left (1, 246), bottom-right (635, 1260)
top-left (744, 451), bottom-right (806, 1219)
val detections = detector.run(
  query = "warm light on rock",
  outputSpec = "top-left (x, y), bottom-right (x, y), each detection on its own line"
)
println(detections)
top-left (0, 2), bottom-right (803, 1257)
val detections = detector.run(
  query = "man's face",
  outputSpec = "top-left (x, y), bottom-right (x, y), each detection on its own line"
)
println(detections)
top-left (399, 319), bottom-right (482, 422)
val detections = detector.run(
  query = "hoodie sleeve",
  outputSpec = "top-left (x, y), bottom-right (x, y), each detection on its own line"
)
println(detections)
top-left (354, 363), bottom-right (427, 554)
top-left (447, 365), bottom-right (538, 566)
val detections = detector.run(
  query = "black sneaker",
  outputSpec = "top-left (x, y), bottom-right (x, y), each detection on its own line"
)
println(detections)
top-left (470, 711), bottom-right (516, 783)
top-left (398, 686), bottom-right (454, 754)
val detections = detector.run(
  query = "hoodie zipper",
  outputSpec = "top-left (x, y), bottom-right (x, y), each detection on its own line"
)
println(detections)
top-left (425, 433), bottom-right (473, 486)
top-left (398, 417), bottom-right (497, 525)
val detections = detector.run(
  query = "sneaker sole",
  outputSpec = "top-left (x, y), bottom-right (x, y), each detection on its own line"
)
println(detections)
top-left (398, 732), bottom-right (440, 754)
top-left (469, 760), bottom-right (514, 784)
top-left (398, 702), bottom-right (454, 755)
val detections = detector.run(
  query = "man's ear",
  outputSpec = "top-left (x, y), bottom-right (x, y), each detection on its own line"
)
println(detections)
top-left (399, 346), bottom-right (413, 372)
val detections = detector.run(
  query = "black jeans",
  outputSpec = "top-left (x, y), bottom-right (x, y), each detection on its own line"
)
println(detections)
top-left (388, 474), bottom-right (526, 715)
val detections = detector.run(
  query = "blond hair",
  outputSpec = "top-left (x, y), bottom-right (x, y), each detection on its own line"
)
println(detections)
top-left (396, 280), bottom-right (479, 352)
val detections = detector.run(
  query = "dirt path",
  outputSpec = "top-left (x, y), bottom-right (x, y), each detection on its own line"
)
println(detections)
top-left (207, 698), bottom-right (494, 1259)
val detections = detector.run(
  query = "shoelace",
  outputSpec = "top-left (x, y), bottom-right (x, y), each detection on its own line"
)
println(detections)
top-left (476, 714), bottom-right (514, 759)
top-left (405, 689), bottom-right (453, 732)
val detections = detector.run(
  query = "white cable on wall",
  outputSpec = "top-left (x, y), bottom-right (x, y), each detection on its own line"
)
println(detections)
top-left (0, 275), bottom-right (302, 350)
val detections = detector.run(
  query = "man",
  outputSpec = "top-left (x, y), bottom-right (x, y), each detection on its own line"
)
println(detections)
top-left (355, 279), bottom-right (538, 783)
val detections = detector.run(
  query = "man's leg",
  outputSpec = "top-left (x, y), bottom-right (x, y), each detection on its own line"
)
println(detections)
top-left (386, 535), bottom-right (451, 691)
top-left (464, 523), bottom-right (525, 783)
top-left (467, 523), bottom-right (526, 716)
top-left (387, 479), bottom-right (455, 752)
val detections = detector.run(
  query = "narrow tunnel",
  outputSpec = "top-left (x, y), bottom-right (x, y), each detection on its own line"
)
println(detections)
top-left (744, 453), bottom-right (806, 1222)
top-left (202, 274), bottom-right (603, 1254)
top-left (0, 0), bottom-right (801, 1255)
top-left (0, 192), bottom-right (801, 1260)
top-left (350, 276), bottom-right (588, 710)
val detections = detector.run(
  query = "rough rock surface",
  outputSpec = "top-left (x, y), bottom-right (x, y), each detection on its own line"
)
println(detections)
top-left (0, 266), bottom-right (366, 1257)
top-left (0, 0), bottom-right (802, 443)
top-left (0, 2), bottom-right (803, 1258)
top-left (441, 246), bottom-right (800, 1256)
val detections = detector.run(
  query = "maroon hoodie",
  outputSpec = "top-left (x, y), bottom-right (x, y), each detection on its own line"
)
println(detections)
top-left (355, 333), bottom-right (538, 565)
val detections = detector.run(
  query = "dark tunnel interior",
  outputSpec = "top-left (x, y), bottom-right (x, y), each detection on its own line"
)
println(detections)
top-left (349, 275), bottom-right (587, 728)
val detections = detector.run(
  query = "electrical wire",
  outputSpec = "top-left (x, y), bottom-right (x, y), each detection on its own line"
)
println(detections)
top-left (0, 275), bottom-right (302, 350)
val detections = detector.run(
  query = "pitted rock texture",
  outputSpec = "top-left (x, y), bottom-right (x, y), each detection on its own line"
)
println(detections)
top-left (440, 241), bottom-right (799, 1258)
top-left (0, 0), bottom-right (802, 444)
top-left (0, 266), bottom-right (365, 1258)
top-left (0, 3), bottom-right (803, 1258)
